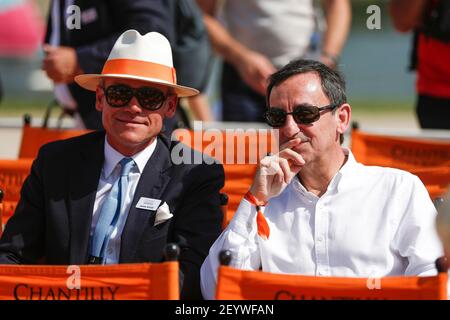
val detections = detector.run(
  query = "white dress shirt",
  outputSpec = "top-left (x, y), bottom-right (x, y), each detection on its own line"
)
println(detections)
top-left (90, 137), bottom-right (157, 264)
top-left (200, 149), bottom-right (444, 300)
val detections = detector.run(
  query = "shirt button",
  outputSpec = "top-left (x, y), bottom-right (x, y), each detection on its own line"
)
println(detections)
top-left (318, 270), bottom-right (326, 276)
top-left (317, 236), bottom-right (324, 243)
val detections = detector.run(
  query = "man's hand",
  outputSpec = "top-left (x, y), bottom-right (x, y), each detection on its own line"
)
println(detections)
top-left (235, 50), bottom-right (277, 95)
top-left (42, 45), bottom-right (83, 83)
top-left (249, 138), bottom-right (306, 203)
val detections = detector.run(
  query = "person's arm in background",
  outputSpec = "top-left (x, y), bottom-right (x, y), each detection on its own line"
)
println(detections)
top-left (320, 0), bottom-right (352, 68)
top-left (43, 0), bottom-right (173, 84)
top-left (196, 0), bottom-right (276, 95)
top-left (389, 0), bottom-right (428, 32)
top-left (186, 94), bottom-right (214, 121)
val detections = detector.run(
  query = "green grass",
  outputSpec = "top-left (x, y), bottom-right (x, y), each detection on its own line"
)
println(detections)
top-left (349, 99), bottom-right (414, 114)
top-left (0, 98), bottom-right (415, 120)
top-left (0, 98), bottom-right (53, 118)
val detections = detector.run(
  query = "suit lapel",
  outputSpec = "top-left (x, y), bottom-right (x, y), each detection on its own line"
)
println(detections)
top-left (68, 132), bottom-right (105, 264)
top-left (119, 136), bottom-right (172, 262)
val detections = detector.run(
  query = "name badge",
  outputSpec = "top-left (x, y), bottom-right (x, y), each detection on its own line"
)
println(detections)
top-left (136, 197), bottom-right (161, 211)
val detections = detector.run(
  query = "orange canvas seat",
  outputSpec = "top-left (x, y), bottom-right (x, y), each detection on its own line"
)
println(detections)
top-left (216, 265), bottom-right (448, 300)
top-left (351, 127), bottom-right (450, 199)
top-left (410, 166), bottom-right (450, 199)
top-left (172, 129), bottom-right (278, 228)
top-left (0, 262), bottom-right (179, 300)
top-left (0, 159), bottom-right (33, 227)
top-left (0, 189), bottom-right (4, 237)
top-left (19, 126), bottom-right (91, 159)
top-left (351, 127), bottom-right (450, 170)
top-left (222, 164), bottom-right (258, 227)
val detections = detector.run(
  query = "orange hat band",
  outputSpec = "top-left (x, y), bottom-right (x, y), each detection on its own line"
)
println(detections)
top-left (101, 59), bottom-right (177, 84)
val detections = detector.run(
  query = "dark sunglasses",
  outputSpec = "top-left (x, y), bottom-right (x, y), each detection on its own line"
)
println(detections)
top-left (265, 104), bottom-right (338, 127)
top-left (103, 84), bottom-right (166, 111)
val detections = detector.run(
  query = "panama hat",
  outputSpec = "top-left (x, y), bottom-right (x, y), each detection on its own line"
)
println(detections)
top-left (75, 30), bottom-right (199, 97)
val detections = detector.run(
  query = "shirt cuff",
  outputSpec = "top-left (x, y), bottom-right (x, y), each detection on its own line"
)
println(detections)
top-left (227, 198), bottom-right (259, 237)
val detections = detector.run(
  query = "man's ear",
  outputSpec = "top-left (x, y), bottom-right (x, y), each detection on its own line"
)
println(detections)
top-left (336, 103), bottom-right (351, 136)
top-left (164, 95), bottom-right (178, 118)
top-left (95, 85), bottom-right (104, 112)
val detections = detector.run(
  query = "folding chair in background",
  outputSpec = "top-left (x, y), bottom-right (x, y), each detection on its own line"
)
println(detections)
top-left (0, 189), bottom-right (4, 237)
top-left (350, 124), bottom-right (450, 170)
top-left (350, 124), bottom-right (450, 200)
top-left (0, 244), bottom-right (181, 300)
top-left (18, 114), bottom-right (91, 159)
top-left (410, 166), bottom-right (450, 201)
top-left (0, 159), bottom-right (33, 227)
top-left (172, 129), bottom-right (278, 228)
top-left (215, 251), bottom-right (448, 300)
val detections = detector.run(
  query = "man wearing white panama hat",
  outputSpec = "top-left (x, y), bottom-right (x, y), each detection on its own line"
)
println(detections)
top-left (0, 30), bottom-right (225, 300)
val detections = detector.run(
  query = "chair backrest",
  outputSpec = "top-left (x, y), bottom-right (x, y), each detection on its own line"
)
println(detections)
top-left (351, 128), bottom-right (450, 199)
top-left (215, 265), bottom-right (448, 300)
top-left (0, 262), bottom-right (179, 300)
top-left (351, 128), bottom-right (450, 170)
top-left (410, 166), bottom-right (450, 200)
top-left (220, 164), bottom-right (258, 228)
top-left (0, 159), bottom-right (33, 227)
top-left (172, 129), bottom-right (278, 228)
top-left (19, 126), bottom-right (91, 159)
top-left (0, 189), bottom-right (4, 237)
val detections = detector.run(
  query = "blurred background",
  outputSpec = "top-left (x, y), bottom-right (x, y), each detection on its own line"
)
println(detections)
top-left (0, 0), bottom-right (420, 155)
top-left (0, 0), bottom-right (416, 121)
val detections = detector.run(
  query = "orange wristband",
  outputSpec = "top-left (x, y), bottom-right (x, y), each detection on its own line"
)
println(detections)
top-left (244, 191), bottom-right (270, 240)
top-left (244, 191), bottom-right (268, 207)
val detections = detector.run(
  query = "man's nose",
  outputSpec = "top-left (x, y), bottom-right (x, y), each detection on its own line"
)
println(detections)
top-left (280, 114), bottom-right (300, 138)
top-left (125, 96), bottom-right (143, 112)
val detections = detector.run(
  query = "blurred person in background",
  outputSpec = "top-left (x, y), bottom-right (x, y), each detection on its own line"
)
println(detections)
top-left (166, 0), bottom-right (214, 131)
top-left (390, 0), bottom-right (450, 130)
top-left (196, 0), bottom-right (351, 123)
top-left (42, 0), bottom-right (173, 129)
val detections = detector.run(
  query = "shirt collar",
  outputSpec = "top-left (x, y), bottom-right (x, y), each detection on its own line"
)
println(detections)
top-left (103, 137), bottom-right (158, 178)
top-left (330, 148), bottom-right (359, 193)
top-left (291, 148), bottom-right (360, 197)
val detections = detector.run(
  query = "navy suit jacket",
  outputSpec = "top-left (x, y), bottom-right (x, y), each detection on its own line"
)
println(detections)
top-left (0, 131), bottom-right (224, 300)
top-left (44, 0), bottom-right (174, 129)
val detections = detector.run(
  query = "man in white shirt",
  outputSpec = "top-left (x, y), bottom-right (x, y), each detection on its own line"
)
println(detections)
top-left (0, 30), bottom-right (225, 300)
top-left (200, 59), bottom-right (444, 300)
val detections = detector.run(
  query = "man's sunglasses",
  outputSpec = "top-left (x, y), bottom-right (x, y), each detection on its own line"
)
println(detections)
top-left (103, 84), bottom-right (167, 111)
top-left (265, 104), bottom-right (338, 127)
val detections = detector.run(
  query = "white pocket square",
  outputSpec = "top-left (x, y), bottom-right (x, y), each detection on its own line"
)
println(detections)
top-left (154, 202), bottom-right (173, 226)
